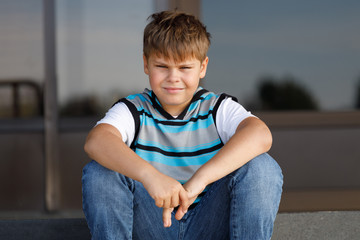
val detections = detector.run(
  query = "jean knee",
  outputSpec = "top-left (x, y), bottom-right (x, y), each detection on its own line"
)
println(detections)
top-left (245, 153), bottom-right (282, 186)
top-left (82, 160), bottom-right (110, 190)
top-left (82, 161), bottom-right (135, 239)
top-left (82, 161), bottom-right (108, 202)
top-left (227, 153), bottom-right (283, 238)
top-left (82, 160), bottom-right (133, 201)
top-left (230, 153), bottom-right (283, 203)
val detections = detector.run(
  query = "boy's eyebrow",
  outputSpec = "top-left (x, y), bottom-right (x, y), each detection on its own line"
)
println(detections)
top-left (179, 61), bottom-right (196, 65)
top-left (178, 62), bottom-right (195, 67)
top-left (153, 60), bottom-right (167, 65)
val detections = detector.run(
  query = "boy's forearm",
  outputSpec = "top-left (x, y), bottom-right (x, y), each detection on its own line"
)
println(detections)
top-left (84, 124), bottom-right (158, 183)
top-left (84, 124), bottom-right (188, 211)
top-left (188, 117), bottom-right (272, 187)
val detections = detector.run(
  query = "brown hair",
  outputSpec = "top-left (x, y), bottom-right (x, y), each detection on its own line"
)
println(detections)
top-left (143, 11), bottom-right (211, 62)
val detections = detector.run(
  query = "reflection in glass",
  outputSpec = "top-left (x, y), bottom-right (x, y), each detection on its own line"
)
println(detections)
top-left (203, 1), bottom-right (360, 111)
top-left (57, 0), bottom-right (152, 117)
top-left (0, 0), bottom-right (44, 118)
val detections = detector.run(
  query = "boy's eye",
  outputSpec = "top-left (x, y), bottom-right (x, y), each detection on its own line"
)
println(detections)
top-left (156, 65), bottom-right (167, 68)
top-left (181, 66), bottom-right (192, 69)
top-left (155, 65), bottom-right (166, 68)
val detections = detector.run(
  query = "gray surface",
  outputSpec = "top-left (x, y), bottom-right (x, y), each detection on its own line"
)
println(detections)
top-left (1, 211), bottom-right (359, 239)
top-left (272, 211), bottom-right (360, 240)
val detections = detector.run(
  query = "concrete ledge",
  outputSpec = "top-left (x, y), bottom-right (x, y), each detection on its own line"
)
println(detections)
top-left (0, 211), bottom-right (359, 239)
top-left (272, 211), bottom-right (360, 240)
top-left (279, 189), bottom-right (360, 212)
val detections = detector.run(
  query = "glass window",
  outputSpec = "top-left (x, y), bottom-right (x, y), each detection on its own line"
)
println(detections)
top-left (0, 0), bottom-right (44, 118)
top-left (56, 0), bottom-right (153, 117)
top-left (203, 1), bottom-right (360, 111)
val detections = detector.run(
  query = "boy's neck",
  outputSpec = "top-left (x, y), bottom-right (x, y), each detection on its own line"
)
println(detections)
top-left (149, 87), bottom-right (204, 119)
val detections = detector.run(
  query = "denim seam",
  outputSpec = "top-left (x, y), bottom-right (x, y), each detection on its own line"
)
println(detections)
top-left (178, 220), bottom-right (185, 240)
top-left (81, 166), bottom-right (93, 238)
top-left (229, 176), bottom-right (239, 240)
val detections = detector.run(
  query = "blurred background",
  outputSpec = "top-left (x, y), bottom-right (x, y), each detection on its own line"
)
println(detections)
top-left (0, 0), bottom-right (359, 217)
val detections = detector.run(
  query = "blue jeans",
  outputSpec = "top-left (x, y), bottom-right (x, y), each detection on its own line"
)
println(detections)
top-left (82, 153), bottom-right (283, 240)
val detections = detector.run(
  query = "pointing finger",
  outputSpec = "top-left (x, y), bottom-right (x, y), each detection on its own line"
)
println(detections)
top-left (175, 190), bottom-right (189, 220)
top-left (162, 208), bottom-right (173, 228)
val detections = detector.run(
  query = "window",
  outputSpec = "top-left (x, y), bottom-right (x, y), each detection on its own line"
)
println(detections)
top-left (56, 0), bottom-right (152, 117)
top-left (0, 0), bottom-right (44, 118)
top-left (203, 1), bottom-right (360, 111)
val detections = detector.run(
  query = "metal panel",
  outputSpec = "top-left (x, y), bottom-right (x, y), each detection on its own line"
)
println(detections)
top-left (43, 0), bottom-right (60, 212)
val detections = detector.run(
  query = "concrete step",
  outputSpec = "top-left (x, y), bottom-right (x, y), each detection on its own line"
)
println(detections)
top-left (272, 211), bottom-right (360, 240)
top-left (0, 211), bottom-right (359, 239)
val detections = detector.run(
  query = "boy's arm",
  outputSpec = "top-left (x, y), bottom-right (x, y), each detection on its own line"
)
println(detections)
top-left (84, 123), bottom-right (188, 216)
top-left (189, 116), bottom-right (272, 186)
top-left (171, 116), bottom-right (272, 221)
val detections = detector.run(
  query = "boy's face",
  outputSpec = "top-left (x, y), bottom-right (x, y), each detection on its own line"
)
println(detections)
top-left (143, 54), bottom-right (209, 116)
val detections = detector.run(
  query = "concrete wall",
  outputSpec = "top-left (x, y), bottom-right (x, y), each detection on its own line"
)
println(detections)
top-left (259, 111), bottom-right (360, 189)
top-left (271, 127), bottom-right (360, 189)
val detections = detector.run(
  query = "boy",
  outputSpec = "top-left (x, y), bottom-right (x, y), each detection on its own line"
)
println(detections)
top-left (83, 11), bottom-right (283, 240)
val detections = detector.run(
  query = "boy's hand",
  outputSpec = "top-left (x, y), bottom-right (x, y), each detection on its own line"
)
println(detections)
top-left (162, 201), bottom-right (189, 228)
top-left (162, 178), bottom-right (208, 227)
top-left (141, 169), bottom-right (207, 228)
top-left (174, 179), bottom-right (207, 223)
top-left (162, 179), bottom-right (206, 227)
top-left (141, 170), bottom-right (188, 209)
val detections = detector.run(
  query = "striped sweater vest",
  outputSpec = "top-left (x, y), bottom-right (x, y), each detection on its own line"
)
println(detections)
top-left (118, 87), bottom-right (236, 205)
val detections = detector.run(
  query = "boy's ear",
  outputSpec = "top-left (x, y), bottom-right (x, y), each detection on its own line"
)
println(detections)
top-left (199, 57), bottom-right (209, 79)
top-left (143, 55), bottom-right (149, 75)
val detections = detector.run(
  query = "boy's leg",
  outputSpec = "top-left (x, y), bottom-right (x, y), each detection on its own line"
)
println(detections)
top-left (228, 153), bottom-right (283, 239)
top-left (82, 160), bottom-right (135, 239)
top-left (82, 160), bottom-right (179, 240)
top-left (183, 153), bottom-right (283, 240)
top-left (132, 180), bottom-right (179, 240)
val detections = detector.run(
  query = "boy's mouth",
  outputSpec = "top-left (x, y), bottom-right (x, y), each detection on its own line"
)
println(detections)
top-left (163, 87), bottom-right (184, 93)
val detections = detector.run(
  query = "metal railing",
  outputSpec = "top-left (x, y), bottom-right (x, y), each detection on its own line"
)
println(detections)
top-left (0, 79), bottom-right (43, 118)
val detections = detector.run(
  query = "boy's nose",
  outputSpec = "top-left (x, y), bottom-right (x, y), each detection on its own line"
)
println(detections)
top-left (167, 69), bottom-right (180, 82)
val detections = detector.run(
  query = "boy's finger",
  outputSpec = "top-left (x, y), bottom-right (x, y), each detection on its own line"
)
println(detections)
top-left (175, 206), bottom-right (186, 221)
top-left (171, 194), bottom-right (179, 208)
top-left (155, 198), bottom-right (164, 208)
top-left (175, 190), bottom-right (189, 221)
top-left (179, 189), bottom-right (190, 212)
top-left (162, 208), bottom-right (173, 228)
top-left (163, 197), bottom-right (171, 209)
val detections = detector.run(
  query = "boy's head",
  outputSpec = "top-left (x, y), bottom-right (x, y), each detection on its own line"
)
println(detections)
top-left (143, 11), bottom-right (211, 63)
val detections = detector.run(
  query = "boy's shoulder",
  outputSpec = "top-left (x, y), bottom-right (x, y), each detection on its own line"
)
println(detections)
top-left (111, 89), bottom-right (151, 107)
top-left (125, 89), bottom-right (152, 102)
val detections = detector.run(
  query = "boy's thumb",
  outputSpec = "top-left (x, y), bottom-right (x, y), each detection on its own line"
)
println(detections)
top-left (175, 206), bottom-right (187, 221)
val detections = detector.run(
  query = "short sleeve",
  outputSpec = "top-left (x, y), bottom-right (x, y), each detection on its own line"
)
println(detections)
top-left (216, 98), bottom-right (255, 143)
top-left (96, 102), bottom-right (135, 146)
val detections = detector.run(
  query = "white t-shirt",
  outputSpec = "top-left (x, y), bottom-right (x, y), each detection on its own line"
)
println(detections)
top-left (97, 97), bottom-right (255, 146)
